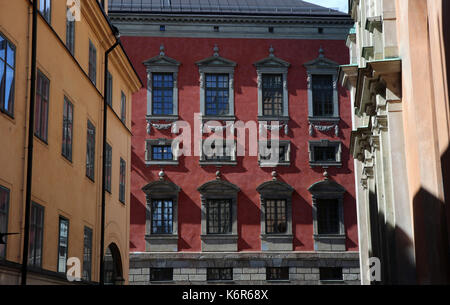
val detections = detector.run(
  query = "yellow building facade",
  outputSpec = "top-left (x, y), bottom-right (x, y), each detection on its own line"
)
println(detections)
top-left (0, 0), bottom-right (141, 284)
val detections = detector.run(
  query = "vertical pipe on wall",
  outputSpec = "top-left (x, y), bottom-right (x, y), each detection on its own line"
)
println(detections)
top-left (21, 0), bottom-right (38, 286)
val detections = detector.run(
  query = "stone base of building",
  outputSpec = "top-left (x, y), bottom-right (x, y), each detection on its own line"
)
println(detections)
top-left (129, 251), bottom-right (360, 285)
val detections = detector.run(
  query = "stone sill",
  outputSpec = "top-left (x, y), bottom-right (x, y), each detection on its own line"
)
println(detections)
top-left (199, 161), bottom-right (237, 167)
top-left (146, 115), bottom-right (179, 121)
top-left (309, 162), bottom-right (342, 168)
top-left (146, 160), bottom-right (179, 166)
top-left (314, 234), bottom-right (346, 240)
top-left (261, 234), bottom-right (293, 240)
top-left (201, 115), bottom-right (236, 122)
top-left (259, 162), bottom-right (291, 168)
top-left (201, 234), bottom-right (238, 241)
top-left (258, 116), bottom-right (290, 122)
top-left (145, 234), bottom-right (179, 241)
top-left (308, 116), bottom-right (340, 123)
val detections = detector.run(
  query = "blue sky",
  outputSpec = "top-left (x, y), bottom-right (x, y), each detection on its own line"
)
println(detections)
top-left (304, 0), bottom-right (348, 13)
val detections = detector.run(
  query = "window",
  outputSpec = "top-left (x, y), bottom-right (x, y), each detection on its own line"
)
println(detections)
top-left (39, 0), bottom-right (51, 24)
top-left (105, 143), bottom-right (112, 192)
top-left (62, 97), bottom-right (73, 161)
top-left (152, 73), bottom-right (173, 115)
top-left (0, 33), bottom-right (16, 117)
top-left (254, 48), bottom-right (290, 119)
top-left (304, 48), bottom-right (339, 120)
top-left (29, 202), bottom-right (44, 268)
top-left (317, 199), bottom-right (340, 235)
top-left (259, 140), bottom-right (291, 167)
top-left (197, 48), bottom-right (236, 118)
top-left (265, 199), bottom-right (287, 234)
top-left (312, 75), bottom-right (334, 117)
top-left (83, 227), bottom-right (93, 282)
top-left (268, 27), bottom-right (274, 33)
top-left (66, 14), bottom-right (75, 55)
top-left (35, 71), bottom-right (50, 142)
top-left (88, 41), bottom-right (97, 85)
top-left (145, 139), bottom-right (178, 166)
top-left (151, 199), bottom-right (173, 234)
top-left (199, 179), bottom-right (239, 252)
top-left (86, 120), bottom-right (96, 181)
top-left (57, 217), bottom-right (69, 274)
top-left (207, 268), bottom-right (233, 281)
top-left (262, 74), bottom-right (283, 116)
top-left (200, 140), bottom-right (236, 166)
top-left (119, 158), bottom-right (126, 203)
top-left (0, 186), bottom-right (10, 259)
top-left (309, 140), bottom-right (342, 167)
top-left (207, 199), bottom-right (232, 234)
top-left (320, 267), bottom-right (343, 281)
top-left (143, 179), bottom-right (180, 252)
top-left (160, 25), bottom-right (166, 31)
top-left (205, 74), bottom-right (229, 116)
top-left (120, 91), bottom-right (126, 123)
top-left (308, 179), bottom-right (346, 251)
top-left (106, 71), bottom-right (112, 106)
top-left (266, 267), bottom-right (289, 281)
top-left (150, 268), bottom-right (173, 282)
top-left (257, 179), bottom-right (294, 251)
top-left (213, 26), bottom-right (219, 32)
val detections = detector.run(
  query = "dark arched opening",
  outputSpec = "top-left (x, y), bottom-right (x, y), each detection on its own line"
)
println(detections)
top-left (104, 243), bottom-right (124, 285)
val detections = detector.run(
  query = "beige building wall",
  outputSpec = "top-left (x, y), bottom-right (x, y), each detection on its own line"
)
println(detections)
top-left (0, 0), bottom-right (140, 284)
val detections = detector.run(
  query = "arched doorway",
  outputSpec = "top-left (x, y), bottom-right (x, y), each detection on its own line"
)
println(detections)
top-left (104, 243), bottom-right (124, 285)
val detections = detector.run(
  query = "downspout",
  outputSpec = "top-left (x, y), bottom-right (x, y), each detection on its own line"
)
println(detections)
top-left (21, 0), bottom-right (38, 285)
top-left (99, 27), bottom-right (121, 285)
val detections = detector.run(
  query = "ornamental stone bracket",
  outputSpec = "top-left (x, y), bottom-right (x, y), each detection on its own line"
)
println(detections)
top-left (258, 121), bottom-right (289, 136)
top-left (309, 122), bottom-right (340, 137)
top-left (146, 118), bottom-right (180, 135)
top-left (201, 121), bottom-right (236, 135)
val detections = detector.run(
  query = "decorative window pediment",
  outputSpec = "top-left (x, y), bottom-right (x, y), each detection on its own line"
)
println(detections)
top-left (144, 45), bottom-right (180, 125)
top-left (196, 45), bottom-right (236, 120)
top-left (257, 173), bottom-right (293, 251)
top-left (198, 173), bottom-right (239, 252)
top-left (142, 172), bottom-right (181, 252)
top-left (254, 46), bottom-right (291, 121)
top-left (305, 47), bottom-right (340, 122)
top-left (308, 172), bottom-right (346, 252)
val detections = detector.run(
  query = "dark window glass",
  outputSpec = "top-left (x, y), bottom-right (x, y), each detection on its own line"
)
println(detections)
top-left (314, 146), bottom-right (337, 162)
top-left (260, 143), bottom-right (286, 162)
top-left (204, 141), bottom-right (232, 161)
top-left (207, 268), bottom-right (233, 281)
top-left (39, 0), bottom-right (51, 23)
top-left (205, 74), bottom-right (229, 116)
top-left (119, 158), bottom-right (126, 203)
top-left (152, 73), bottom-right (173, 115)
top-left (83, 227), bottom-right (93, 282)
top-left (265, 199), bottom-right (287, 234)
top-left (29, 202), bottom-right (44, 267)
top-left (266, 267), bottom-right (289, 281)
top-left (35, 71), bottom-right (50, 142)
top-left (317, 199), bottom-right (340, 234)
top-left (312, 75), bottom-right (334, 117)
top-left (106, 71), bottom-right (113, 106)
top-left (105, 143), bottom-right (112, 192)
top-left (86, 120), bottom-right (96, 180)
top-left (150, 268), bottom-right (173, 281)
top-left (262, 74), bottom-right (283, 116)
top-left (0, 33), bottom-right (16, 116)
top-left (0, 186), bottom-right (10, 259)
top-left (207, 199), bottom-right (231, 234)
top-left (320, 267), bottom-right (343, 281)
top-left (66, 17), bottom-right (75, 55)
top-left (88, 41), bottom-right (97, 85)
top-left (151, 200), bottom-right (173, 234)
top-left (152, 145), bottom-right (173, 161)
top-left (160, 25), bottom-right (166, 31)
top-left (62, 97), bottom-right (73, 161)
top-left (57, 217), bottom-right (69, 273)
top-left (121, 91), bottom-right (126, 123)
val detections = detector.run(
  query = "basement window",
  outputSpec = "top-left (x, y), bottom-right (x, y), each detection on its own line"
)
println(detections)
top-left (268, 27), bottom-right (274, 33)
top-left (213, 26), bottom-right (219, 32)
top-left (320, 267), bottom-right (343, 281)
top-left (150, 268), bottom-right (173, 282)
top-left (160, 25), bottom-right (166, 31)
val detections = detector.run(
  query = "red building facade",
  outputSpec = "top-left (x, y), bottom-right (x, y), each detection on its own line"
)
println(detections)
top-left (109, 0), bottom-right (360, 284)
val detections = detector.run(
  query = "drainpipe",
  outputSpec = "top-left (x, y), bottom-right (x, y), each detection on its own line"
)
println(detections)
top-left (99, 26), bottom-right (121, 285)
top-left (21, 0), bottom-right (38, 286)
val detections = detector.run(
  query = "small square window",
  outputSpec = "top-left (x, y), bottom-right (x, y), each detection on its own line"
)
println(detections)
top-left (146, 139), bottom-right (178, 165)
top-left (259, 141), bottom-right (290, 167)
top-left (309, 141), bottom-right (341, 167)
top-left (207, 268), bottom-right (233, 281)
top-left (150, 268), bottom-right (173, 282)
top-left (318, 27), bottom-right (324, 34)
top-left (266, 267), bottom-right (289, 281)
top-left (213, 26), bottom-right (219, 32)
top-left (320, 267), bottom-right (343, 281)
top-left (160, 25), bottom-right (166, 31)
top-left (268, 27), bottom-right (274, 33)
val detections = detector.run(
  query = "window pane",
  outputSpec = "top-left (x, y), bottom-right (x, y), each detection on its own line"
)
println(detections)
top-left (314, 146), bottom-right (337, 162)
top-left (317, 199), bottom-right (340, 234)
top-left (312, 75), bottom-right (333, 116)
top-left (262, 74), bottom-right (283, 116)
top-left (0, 36), bottom-right (5, 60)
top-left (265, 199), bottom-right (287, 234)
top-left (86, 121), bottom-right (95, 180)
top-left (150, 268), bottom-right (173, 281)
top-left (83, 227), bottom-right (93, 281)
top-left (151, 200), bottom-right (173, 234)
top-left (58, 218), bottom-right (69, 273)
top-left (267, 267), bottom-right (289, 281)
top-left (29, 203), bottom-right (44, 267)
top-left (205, 74), bottom-right (229, 116)
top-left (207, 200), bottom-right (231, 234)
top-left (152, 73), bottom-right (173, 115)
top-left (0, 186), bottom-right (10, 259)
top-left (207, 268), bottom-right (232, 281)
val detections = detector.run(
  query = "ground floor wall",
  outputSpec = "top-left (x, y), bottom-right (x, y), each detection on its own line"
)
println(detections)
top-left (128, 252), bottom-right (360, 285)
